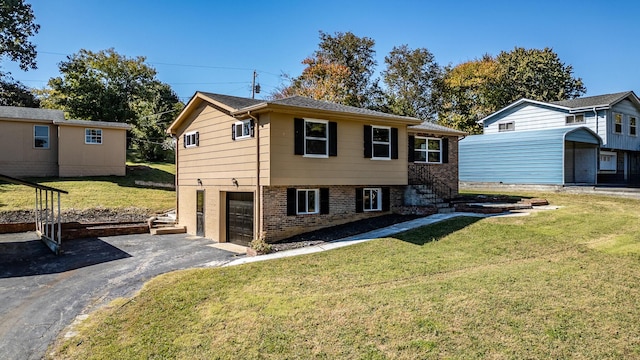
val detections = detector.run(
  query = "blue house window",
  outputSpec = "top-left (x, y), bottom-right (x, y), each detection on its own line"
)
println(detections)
top-left (614, 113), bottom-right (623, 134)
top-left (498, 122), bottom-right (514, 132)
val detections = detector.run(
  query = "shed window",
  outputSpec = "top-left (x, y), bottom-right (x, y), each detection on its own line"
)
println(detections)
top-left (614, 113), bottom-right (623, 134)
top-left (34, 125), bottom-right (49, 149)
top-left (630, 117), bottom-right (637, 136)
top-left (85, 129), bottom-right (102, 144)
top-left (498, 122), bottom-right (514, 132)
top-left (566, 114), bottom-right (585, 125)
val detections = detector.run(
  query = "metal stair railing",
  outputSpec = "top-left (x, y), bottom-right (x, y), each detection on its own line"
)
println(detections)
top-left (408, 164), bottom-right (455, 201)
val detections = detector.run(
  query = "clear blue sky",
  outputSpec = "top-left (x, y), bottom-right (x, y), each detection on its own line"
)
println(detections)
top-left (4, 0), bottom-right (639, 103)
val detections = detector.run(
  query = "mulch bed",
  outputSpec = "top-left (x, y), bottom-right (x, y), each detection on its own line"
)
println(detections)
top-left (270, 214), bottom-right (423, 252)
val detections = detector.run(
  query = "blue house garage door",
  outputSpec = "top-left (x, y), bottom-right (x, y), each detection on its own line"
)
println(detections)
top-left (226, 192), bottom-right (254, 246)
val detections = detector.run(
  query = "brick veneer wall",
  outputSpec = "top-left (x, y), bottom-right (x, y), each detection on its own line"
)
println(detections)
top-left (409, 134), bottom-right (460, 196)
top-left (261, 185), bottom-right (404, 243)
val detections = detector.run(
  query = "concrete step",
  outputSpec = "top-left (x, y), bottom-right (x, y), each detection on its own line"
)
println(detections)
top-left (151, 226), bottom-right (186, 235)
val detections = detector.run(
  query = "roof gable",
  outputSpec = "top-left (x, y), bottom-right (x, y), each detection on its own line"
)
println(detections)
top-left (480, 91), bottom-right (640, 124)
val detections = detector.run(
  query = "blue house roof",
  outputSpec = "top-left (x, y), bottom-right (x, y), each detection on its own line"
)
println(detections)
top-left (460, 127), bottom-right (601, 185)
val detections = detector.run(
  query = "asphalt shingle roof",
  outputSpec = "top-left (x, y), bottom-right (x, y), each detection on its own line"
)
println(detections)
top-left (409, 121), bottom-right (467, 135)
top-left (550, 91), bottom-right (633, 109)
top-left (199, 92), bottom-right (263, 110)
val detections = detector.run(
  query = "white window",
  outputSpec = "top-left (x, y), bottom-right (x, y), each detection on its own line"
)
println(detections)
top-left (630, 117), bottom-right (637, 136)
top-left (297, 189), bottom-right (319, 214)
top-left (566, 114), bottom-right (585, 125)
top-left (34, 125), bottom-right (49, 149)
top-left (599, 151), bottom-right (617, 171)
top-left (614, 113), bottom-right (623, 134)
top-left (363, 188), bottom-right (382, 212)
top-left (85, 128), bottom-right (102, 144)
top-left (184, 131), bottom-right (198, 147)
top-left (372, 126), bottom-right (391, 159)
top-left (414, 137), bottom-right (442, 164)
top-left (234, 120), bottom-right (252, 140)
top-left (304, 119), bottom-right (328, 157)
top-left (498, 122), bottom-right (514, 132)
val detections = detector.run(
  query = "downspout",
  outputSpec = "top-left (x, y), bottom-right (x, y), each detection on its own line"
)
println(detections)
top-left (173, 135), bottom-right (179, 222)
top-left (246, 111), bottom-right (261, 239)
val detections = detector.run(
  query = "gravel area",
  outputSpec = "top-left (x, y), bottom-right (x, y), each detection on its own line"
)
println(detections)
top-left (0, 207), bottom-right (151, 224)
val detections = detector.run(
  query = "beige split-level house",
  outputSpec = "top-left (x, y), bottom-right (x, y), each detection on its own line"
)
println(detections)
top-left (167, 92), bottom-right (465, 245)
top-left (0, 106), bottom-right (130, 178)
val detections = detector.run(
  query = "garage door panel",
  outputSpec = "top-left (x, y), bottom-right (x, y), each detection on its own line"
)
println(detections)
top-left (227, 192), bottom-right (253, 246)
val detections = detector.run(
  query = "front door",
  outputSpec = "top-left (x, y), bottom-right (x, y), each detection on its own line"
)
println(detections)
top-left (226, 192), bottom-right (254, 246)
top-left (196, 190), bottom-right (204, 236)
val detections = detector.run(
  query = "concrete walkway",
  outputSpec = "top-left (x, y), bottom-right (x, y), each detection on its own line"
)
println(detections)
top-left (225, 209), bottom-right (541, 267)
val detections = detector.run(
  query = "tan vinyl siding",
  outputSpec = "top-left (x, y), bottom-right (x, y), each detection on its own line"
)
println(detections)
top-left (268, 113), bottom-right (409, 186)
top-left (177, 106), bottom-right (258, 187)
top-left (57, 125), bottom-right (127, 177)
top-left (0, 119), bottom-right (58, 177)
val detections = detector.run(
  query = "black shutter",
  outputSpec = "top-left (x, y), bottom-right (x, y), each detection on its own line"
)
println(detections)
top-left (183, 134), bottom-right (187, 148)
top-left (294, 118), bottom-right (304, 155)
top-left (363, 125), bottom-right (372, 158)
top-left (329, 121), bottom-right (337, 156)
top-left (382, 187), bottom-right (390, 211)
top-left (408, 135), bottom-right (415, 162)
top-left (442, 138), bottom-right (449, 163)
top-left (320, 188), bottom-right (329, 214)
top-left (250, 119), bottom-right (255, 137)
top-left (391, 128), bottom-right (398, 159)
top-left (195, 132), bottom-right (199, 146)
top-left (287, 188), bottom-right (297, 216)
top-left (355, 187), bottom-right (363, 213)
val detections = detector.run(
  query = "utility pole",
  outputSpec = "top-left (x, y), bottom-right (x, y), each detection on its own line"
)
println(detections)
top-left (251, 70), bottom-right (260, 99)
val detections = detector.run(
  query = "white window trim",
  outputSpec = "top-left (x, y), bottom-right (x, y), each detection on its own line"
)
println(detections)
top-left (85, 128), bottom-right (103, 145)
top-left (296, 189), bottom-right (320, 215)
top-left (565, 113), bottom-right (585, 125)
top-left (304, 118), bottom-right (329, 158)
top-left (614, 113), bottom-right (623, 134)
top-left (372, 125), bottom-right (391, 160)
top-left (363, 188), bottom-right (382, 212)
top-left (184, 131), bottom-right (198, 148)
top-left (498, 122), bottom-right (515, 132)
top-left (630, 116), bottom-right (637, 136)
top-left (234, 120), bottom-right (251, 140)
top-left (414, 136), bottom-right (442, 164)
top-left (34, 125), bottom-right (49, 149)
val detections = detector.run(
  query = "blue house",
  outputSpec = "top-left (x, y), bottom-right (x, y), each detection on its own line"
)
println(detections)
top-left (460, 91), bottom-right (640, 185)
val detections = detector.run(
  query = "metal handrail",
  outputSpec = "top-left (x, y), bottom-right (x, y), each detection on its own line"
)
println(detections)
top-left (408, 164), bottom-right (454, 201)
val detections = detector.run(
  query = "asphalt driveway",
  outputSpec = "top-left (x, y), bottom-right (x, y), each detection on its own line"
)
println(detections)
top-left (0, 232), bottom-right (237, 360)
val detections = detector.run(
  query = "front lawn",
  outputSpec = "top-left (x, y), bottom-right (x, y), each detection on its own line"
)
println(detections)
top-left (50, 192), bottom-right (640, 359)
top-left (0, 162), bottom-right (175, 212)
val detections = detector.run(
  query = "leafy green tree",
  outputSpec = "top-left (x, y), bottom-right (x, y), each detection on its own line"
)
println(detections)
top-left (278, 31), bottom-right (381, 109)
top-left (0, 0), bottom-right (40, 107)
top-left (437, 48), bottom-right (586, 133)
top-left (45, 48), bottom-right (183, 161)
top-left (495, 47), bottom-right (585, 107)
top-left (273, 55), bottom-right (350, 102)
top-left (436, 55), bottom-right (499, 133)
top-left (382, 45), bottom-right (441, 120)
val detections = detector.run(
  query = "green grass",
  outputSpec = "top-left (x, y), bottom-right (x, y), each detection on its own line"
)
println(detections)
top-left (50, 192), bottom-right (640, 359)
top-left (0, 162), bottom-right (175, 212)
